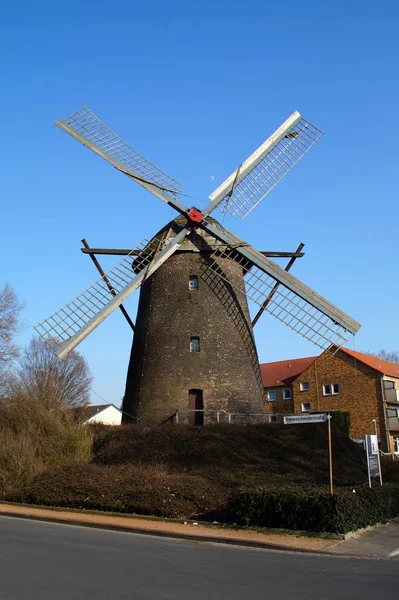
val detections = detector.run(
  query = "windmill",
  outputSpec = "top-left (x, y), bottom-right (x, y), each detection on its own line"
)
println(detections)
top-left (35, 107), bottom-right (361, 425)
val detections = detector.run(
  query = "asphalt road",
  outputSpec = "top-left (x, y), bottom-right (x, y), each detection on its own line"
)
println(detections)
top-left (0, 516), bottom-right (397, 600)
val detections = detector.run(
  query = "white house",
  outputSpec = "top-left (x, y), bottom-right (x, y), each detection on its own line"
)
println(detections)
top-left (72, 404), bottom-right (123, 425)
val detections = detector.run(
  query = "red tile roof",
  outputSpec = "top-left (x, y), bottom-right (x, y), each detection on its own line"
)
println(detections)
top-left (260, 356), bottom-right (317, 388)
top-left (339, 348), bottom-right (399, 378)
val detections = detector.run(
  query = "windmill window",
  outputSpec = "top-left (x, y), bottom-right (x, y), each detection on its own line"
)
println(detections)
top-left (283, 388), bottom-right (292, 400)
top-left (269, 415), bottom-right (277, 423)
top-left (299, 381), bottom-right (309, 392)
top-left (301, 402), bottom-right (311, 413)
top-left (189, 337), bottom-right (200, 352)
top-left (267, 389), bottom-right (276, 402)
top-left (189, 275), bottom-right (199, 290)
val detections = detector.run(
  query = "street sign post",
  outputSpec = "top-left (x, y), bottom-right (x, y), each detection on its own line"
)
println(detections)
top-left (284, 412), bottom-right (333, 495)
top-left (365, 434), bottom-right (382, 487)
top-left (283, 414), bottom-right (328, 425)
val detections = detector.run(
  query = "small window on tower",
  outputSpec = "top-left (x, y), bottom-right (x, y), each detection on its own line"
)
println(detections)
top-left (190, 337), bottom-right (200, 352)
top-left (189, 275), bottom-right (199, 290)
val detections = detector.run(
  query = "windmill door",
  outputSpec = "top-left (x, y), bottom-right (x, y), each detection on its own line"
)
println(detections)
top-left (188, 389), bottom-right (204, 425)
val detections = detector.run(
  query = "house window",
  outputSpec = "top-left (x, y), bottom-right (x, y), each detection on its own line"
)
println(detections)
top-left (323, 383), bottom-right (339, 396)
top-left (189, 337), bottom-right (200, 352)
top-left (189, 275), bottom-right (198, 290)
top-left (393, 437), bottom-right (399, 454)
top-left (267, 389), bottom-right (276, 402)
top-left (283, 388), bottom-right (292, 400)
top-left (301, 402), bottom-right (311, 412)
top-left (299, 381), bottom-right (309, 392)
top-left (269, 415), bottom-right (277, 423)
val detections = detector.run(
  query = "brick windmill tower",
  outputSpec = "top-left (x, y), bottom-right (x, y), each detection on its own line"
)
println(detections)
top-left (36, 108), bottom-right (360, 425)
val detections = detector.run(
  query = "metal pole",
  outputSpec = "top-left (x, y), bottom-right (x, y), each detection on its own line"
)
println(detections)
top-left (365, 435), bottom-right (372, 488)
top-left (251, 243), bottom-right (305, 327)
top-left (81, 238), bottom-right (135, 331)
top-left (328, 414), bottom-right (334, 496)
top-left (373, 419), bottom-right (383, 486)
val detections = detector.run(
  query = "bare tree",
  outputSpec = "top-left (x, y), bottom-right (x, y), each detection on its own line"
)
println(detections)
top-left (364, 349), bottom-right (399, 364)
top-left (17, 336), bottom-right (93, 409)
top-left (0, 284), bottom-right (23, 397)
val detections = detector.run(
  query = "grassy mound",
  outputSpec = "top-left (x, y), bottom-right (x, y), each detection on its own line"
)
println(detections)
top-left (92, 422), bottom-right (368, 489)
top-left (4, 421), bottom-right (399, 528)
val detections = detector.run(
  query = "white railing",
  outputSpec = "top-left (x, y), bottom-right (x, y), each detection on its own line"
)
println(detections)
top-left (172, 409), bottom-right (269, 424)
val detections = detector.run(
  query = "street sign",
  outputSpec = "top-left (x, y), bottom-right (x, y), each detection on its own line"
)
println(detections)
top-left (283, 413), bottom-right (328, 425)
top-left (365, 434), bottom-right (382, 486)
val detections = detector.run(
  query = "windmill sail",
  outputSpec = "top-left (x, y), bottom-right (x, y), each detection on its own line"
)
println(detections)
top-left (35, 230), bottom-right (189, 358)
top-left (207, 111), bottom-right (323, 219)
top-left (199, 223), bottom-right (360, 350)
top-left (56, 106), bottom-right (183, 206)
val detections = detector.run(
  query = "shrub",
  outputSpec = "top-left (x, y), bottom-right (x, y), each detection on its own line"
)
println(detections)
top-left (331, 411), bottom-right (351, 438)
top-left (227, 483), bottom-right (399, 533)
top-left (0, 394), bottom-right (92, 491)
top-left (7, 463), bottom-right (226, 519)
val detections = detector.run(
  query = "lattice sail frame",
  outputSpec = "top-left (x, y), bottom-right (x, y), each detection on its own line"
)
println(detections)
top-left (34, 237), bottom-right (165, 355)
top-left (209, 112), bottom-right (323, 219)
top-left (199, 245), bottom-right (354, 350)
top-left (57, 106), bottom-right (182, 196)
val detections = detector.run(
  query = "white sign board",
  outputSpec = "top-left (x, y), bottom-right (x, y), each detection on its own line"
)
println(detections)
top-left (283, 413), bottom-right (328, 425)
top-left (365, 434), bottom-right (382, 485)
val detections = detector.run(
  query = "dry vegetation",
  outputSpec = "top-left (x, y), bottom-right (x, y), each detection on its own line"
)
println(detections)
top-left (0, 393), bottom-right (92, 491)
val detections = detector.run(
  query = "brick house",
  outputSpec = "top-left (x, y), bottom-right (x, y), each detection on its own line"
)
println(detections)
top-left (260, 348), bottom-right (399, 453)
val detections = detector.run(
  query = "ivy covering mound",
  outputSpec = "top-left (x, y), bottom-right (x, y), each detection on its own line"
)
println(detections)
top-left (227, 484), bottom-right (399, 534)
top-left (7, 463), bottom-right (224, 519)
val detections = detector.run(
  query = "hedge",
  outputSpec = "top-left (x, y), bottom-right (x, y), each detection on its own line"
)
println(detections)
top-left (227, 484), bottom-right (399, 533)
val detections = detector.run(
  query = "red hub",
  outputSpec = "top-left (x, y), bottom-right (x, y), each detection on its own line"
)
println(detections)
top-left (186, 208), bottom-right (204, 226)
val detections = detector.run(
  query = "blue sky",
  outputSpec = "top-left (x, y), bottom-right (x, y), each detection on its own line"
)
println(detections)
top-left (1, 0), bottom-right (398, 405)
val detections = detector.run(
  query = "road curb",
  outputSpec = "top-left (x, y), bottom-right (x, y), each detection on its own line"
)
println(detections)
top-left (0, 503), bottom-right (339, 555)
